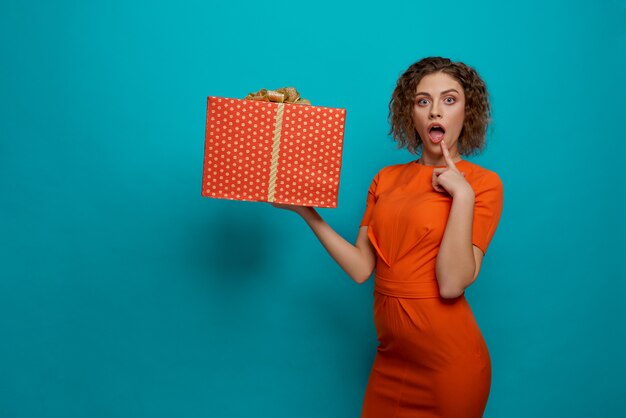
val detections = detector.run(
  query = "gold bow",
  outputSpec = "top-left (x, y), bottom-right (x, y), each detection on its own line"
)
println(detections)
top-left (244, 87), bottom-right (311, 105)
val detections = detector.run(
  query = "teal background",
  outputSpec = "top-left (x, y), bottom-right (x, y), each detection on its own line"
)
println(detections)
top-left (1, 0), bottom-right (624, 416)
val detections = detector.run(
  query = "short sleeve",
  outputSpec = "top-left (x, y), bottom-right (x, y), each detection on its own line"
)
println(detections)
top-left (360, 171), bottom-right (380, 226)
top-left (472, 172), bottom-right (504, 255)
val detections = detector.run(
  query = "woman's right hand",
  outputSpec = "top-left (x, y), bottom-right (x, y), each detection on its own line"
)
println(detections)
top-left (268, 202), bottom-right (310, 217)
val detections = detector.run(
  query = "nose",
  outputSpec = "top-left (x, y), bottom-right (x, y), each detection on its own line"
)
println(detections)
top-left (429, 103), bottom-right (441, 119)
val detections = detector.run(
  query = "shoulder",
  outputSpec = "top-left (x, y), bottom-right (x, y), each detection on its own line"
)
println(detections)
top-left (373, 161), bottom-right (413, 179)
top-left (461, 160), bottom-right (503, 192)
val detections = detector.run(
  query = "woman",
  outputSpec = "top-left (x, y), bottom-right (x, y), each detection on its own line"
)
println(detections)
top-left (272, 56), bottom-right (504, 418)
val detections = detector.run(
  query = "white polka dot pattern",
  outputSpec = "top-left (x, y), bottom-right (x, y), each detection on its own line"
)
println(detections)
top-left (202, 96), bottom-right (346, 208)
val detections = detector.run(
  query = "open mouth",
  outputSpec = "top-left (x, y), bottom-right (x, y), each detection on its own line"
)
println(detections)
top-left (428, 125), bottom-right (446, 143)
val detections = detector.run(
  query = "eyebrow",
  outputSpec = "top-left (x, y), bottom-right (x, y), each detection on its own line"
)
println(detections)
top-left (414, 89), bottom-right (460, 97)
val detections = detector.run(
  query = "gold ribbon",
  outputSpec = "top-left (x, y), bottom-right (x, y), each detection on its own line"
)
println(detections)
top-left (243, 87), bottom-right (311, 202)
top-left (267, 103), bottom-right (284, 202)
top-left (244, 87), bottom-right (311, 105)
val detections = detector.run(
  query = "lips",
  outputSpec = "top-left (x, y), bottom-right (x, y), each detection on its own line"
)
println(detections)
top-left (427, 123), bottom-right (446, 144)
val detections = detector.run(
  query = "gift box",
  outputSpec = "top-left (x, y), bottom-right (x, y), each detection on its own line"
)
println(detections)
top-left (201, 95), bottom-right (346, 208)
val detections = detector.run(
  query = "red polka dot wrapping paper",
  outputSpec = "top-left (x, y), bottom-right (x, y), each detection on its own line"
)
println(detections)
top-left (202, 96), bottom-right (347, 208)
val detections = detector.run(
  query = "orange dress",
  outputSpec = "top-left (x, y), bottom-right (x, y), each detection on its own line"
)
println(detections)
top-left (360, 158), bottom-right (504, 418)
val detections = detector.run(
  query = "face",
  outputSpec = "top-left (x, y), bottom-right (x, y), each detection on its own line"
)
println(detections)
top-left (412, 71), bottom-right (465, 159)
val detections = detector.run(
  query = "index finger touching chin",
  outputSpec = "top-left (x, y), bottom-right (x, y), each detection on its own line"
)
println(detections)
top-left (440, 140), bottom-right (457, 169)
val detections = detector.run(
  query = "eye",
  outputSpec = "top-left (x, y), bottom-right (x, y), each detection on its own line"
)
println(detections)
top-left (444, 97), bottom-right (456, 104)
top-left (416, 98), bottom-right (429, 106)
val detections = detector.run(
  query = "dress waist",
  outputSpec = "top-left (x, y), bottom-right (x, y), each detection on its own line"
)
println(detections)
top-left (374, 273), bottom-right (441, 299)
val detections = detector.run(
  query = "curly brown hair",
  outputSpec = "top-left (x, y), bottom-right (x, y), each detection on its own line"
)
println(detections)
top-left (388, 57), bottom-right (492, 156)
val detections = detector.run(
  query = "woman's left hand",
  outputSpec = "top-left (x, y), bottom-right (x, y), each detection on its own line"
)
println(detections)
top-left (432, 139), bottom-right (474, 198)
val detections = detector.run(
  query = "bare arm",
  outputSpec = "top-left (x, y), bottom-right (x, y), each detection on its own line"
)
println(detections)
top-left (433, 140), bottom-right (486, 299)
top-left (271, 204), bottom-right (376, 284)
top-left (435, 191), bottom-right (479, 298)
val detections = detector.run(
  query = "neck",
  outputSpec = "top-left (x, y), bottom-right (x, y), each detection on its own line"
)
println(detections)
top-left (418, 153), bottom-right (462, 166)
